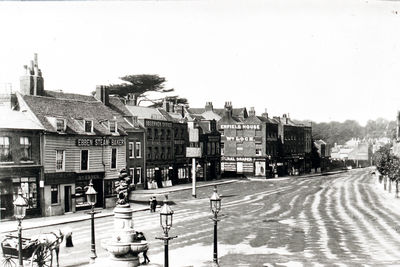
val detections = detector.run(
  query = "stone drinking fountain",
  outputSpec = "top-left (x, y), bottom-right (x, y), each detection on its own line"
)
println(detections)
top-left (102, 170), bottom-right (148, 267)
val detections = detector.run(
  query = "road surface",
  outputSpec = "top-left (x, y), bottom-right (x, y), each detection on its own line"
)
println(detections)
top-left (3, 168), bottom-right (400, 266)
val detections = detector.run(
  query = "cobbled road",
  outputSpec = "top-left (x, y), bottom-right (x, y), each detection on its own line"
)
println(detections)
top-left (5, 168), bottom-right (400, 267)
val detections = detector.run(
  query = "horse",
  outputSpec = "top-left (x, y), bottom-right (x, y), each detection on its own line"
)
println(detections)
top-left (32, 227), bottom-right (73, 267)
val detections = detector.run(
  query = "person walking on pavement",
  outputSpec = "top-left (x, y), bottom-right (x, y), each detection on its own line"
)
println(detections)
top-left (136, 231), bottom-right (150, 264)
top-left (151, 196), bottom-right (158, 212)
top-left (149, 197), bottom-right (154, 213)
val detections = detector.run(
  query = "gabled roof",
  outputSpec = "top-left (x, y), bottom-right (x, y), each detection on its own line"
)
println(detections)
top-left (22, 93), bottom-right (128, 135)
top-left (200, 110), bottom-right (221, 121)
top-left (243, 115), bottom-right (262, 124)
top-left (0, 107), bottom-right (44, 130)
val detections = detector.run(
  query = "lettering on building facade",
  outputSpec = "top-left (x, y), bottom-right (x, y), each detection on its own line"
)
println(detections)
top-left (222, 156), bottom-right (253, 162)
top-left (76, 138), bottom-right (125, 146)
top-left (144, 120), bottom-right (173, 128)
top-left (220, 124), bottom-right (261, 130)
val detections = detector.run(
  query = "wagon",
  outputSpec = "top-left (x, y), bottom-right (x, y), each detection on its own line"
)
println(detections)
top-left (1, 235), bottom-right (53, 267)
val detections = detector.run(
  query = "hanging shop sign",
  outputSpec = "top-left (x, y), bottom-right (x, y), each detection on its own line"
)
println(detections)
top-left (76, 138), bottom-right (125, 147)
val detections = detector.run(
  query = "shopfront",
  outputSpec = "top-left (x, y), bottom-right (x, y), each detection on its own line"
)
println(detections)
top-left (75, 172), bottom-right (104, 210)
top-left (0, 168), bottom-right (41, 220)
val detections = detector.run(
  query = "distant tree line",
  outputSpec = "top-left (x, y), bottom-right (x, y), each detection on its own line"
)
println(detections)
top-left (296, 118), bottom-right (396, 146)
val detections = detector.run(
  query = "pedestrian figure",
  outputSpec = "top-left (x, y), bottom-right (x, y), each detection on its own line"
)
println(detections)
top-left (151, 196), bottom-right (158, 212)
top-left (149, 197), bottom-right (154, 213)
top-left (136, 231), bottom-right (150, 264)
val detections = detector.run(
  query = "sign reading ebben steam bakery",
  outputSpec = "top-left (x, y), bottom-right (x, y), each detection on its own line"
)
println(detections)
top-left (76, 138), bottom-right (125, 147)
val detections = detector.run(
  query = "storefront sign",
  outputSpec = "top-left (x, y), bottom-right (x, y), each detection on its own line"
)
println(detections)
top-left (222, 156), bottom-right (253, 162)
top-left (145, 120), bottom-right (172, 128)
top-left (76, 138), bottom-right (124, 146)
top-left (76, 173), bottom-right (103, 181)
top-left (207, 136), bottom-right (220, 142)
top-left (226, 136), bottom-right (255, 142)
top-left (186, 147), bottom-right (202, 158)
top-left (221, 124), bottom-right (261, 130)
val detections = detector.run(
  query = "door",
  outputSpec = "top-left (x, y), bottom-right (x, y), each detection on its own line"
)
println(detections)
top-left (64, 186), bottom-right (72, 213)
top-left (237, 162), bottom-right (243, 173)
top-left (255, 161), bottom-right (266, 176)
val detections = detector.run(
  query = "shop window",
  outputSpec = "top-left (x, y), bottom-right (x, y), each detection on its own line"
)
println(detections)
top-left (0, 136), bottom-right (12, 162)
top-left (104, 179), bottom-right (118, 197)
top-left (51, 185), bottom-right (59, 204)
top-left (56, 150), bottom-right (65, 171)
top-left (221, 143), bottom-right (224, 155)
top-left (207, 143), bottom-right (211, 155)
top-left (20, 137), bottom-right (31, 161)
top-left (211, 142), bottom-right (216, 155)
top-left (111, 148), bottom-right (117, 169)
top-left (135, 142), bottom-right (141, 158)
top-left (81, 150), bottom-right (89, 170)
top-left (129, 142), bottom-right (134, 158)
top-left (84, 120), bottom-right (93, 133)
top-left (147, 128), bottom-right (152, 140)
top-left (216, 143), bottom-right (220, 155)
top-left (12, 177), bottom-right (37, 209)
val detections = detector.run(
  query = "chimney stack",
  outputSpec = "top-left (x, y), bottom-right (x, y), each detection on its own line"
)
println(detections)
top-left (95, 85), bottom-right (110, 106)
top-left (224, 101), bottom-right (233, 117)
top-left (20, 53), bottom-right (44, 96)
top-left (261, 108), bottom-right (268, 118)
top-left (163, 98), bottom-right (170, 112)
top-left (126, 93), bottom-right (137, 106)
top-left (249, 107), bottom-right (256, 116)
top-left (205, 101), bottom-right (214, 112)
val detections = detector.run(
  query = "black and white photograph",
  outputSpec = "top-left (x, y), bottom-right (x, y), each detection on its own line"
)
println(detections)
top-left (1, 0), bottom-right (400, 266)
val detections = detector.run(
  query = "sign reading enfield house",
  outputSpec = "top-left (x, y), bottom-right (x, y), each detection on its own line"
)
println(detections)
top-left (220, 124), bottom-right (260, 130)
top-left (76, 138), bottom-right (125, 147)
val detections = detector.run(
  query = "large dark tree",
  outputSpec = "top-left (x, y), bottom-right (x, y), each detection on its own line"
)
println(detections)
top-left (108, 74), bottom-right (174, 105)
top-left (148, 95), bottom-right (189, 108)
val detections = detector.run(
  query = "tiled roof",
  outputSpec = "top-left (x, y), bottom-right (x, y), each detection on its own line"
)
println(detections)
top-left (0, 107), bottom-right (44, 130)
top-left (125, 105), bottom-right (167, 121)
top-left (44, 90), bottom-right (97, 102)
top-left (109, 96), bottom-right (132, 117)
top-left (188, 107), bottom-right (247, 118)
top-left (256, 116), bottom-right (278, 124)
top-left (200, 111), bottom-right (221, 121)
top-left (22, 93), bottom-right (128, 135)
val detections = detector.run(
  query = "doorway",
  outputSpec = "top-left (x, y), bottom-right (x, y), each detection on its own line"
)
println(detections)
top-left (64, 186), bottom-right (72, 213)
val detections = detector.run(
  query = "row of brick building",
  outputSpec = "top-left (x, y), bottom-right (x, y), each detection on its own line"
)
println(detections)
top-left (0, 54), bottom-right (313, 219)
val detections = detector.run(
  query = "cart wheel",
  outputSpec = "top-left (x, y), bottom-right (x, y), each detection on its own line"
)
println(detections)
top-left (30, 243), bottom-right (53, 267)
top-left (1, 256), bottom-right (16, 267)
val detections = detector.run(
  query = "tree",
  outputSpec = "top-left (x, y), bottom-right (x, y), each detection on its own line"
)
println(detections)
top-left (108, 74), bottom-right (174, 105)
top-left (148, 95), bottom-right (189, 108)
top-left (373, 144), bottom-right (392, 190)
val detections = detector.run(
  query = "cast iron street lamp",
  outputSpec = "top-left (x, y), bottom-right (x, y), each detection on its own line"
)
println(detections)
top-left (210, 186), bottom-right (221, 267)
top-left (156, 195), bottom-right (177, 267)
top-left (13, 188), bottom-right (28, 267)
top-left (86, 180), bottom-right (100, 264)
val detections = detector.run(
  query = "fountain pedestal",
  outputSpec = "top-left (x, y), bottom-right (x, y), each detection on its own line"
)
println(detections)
top-left (102, 204), bottom-right (148, 267)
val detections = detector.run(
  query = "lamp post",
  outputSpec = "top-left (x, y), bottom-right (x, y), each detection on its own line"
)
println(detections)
top-left (86, 180), bottom-right (99, 264)
top-left (156, 195), bottom-right (177, 267)
top-left (210, 186), bottom-right (221, 267)
top-left (13, 188), bottom-right (28, 267)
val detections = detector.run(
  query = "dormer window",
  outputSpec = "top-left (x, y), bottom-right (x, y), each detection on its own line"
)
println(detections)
top-left (85, 120), bottom-right (93, 133)
top-left (56, 119), bottom-right (65, 132)
top-left (109, 121), bottom-right (117, 133)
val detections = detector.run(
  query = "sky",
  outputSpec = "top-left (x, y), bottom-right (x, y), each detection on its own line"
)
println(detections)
top-left (0, 0), bottom-right (400, 126)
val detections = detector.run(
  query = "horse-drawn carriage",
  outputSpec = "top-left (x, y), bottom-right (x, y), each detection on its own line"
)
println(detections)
top-left (1, 228), bottom-right (72, 267)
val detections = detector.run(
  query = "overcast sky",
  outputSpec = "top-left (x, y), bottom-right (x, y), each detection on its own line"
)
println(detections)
top-left (0, 0), bottom-right (399, 125)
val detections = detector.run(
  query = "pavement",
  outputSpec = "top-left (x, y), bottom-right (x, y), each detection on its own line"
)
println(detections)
top-left (0, 170), bottom-right (345, 235)
top-left (0, 178), bottom-right (239, 235)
